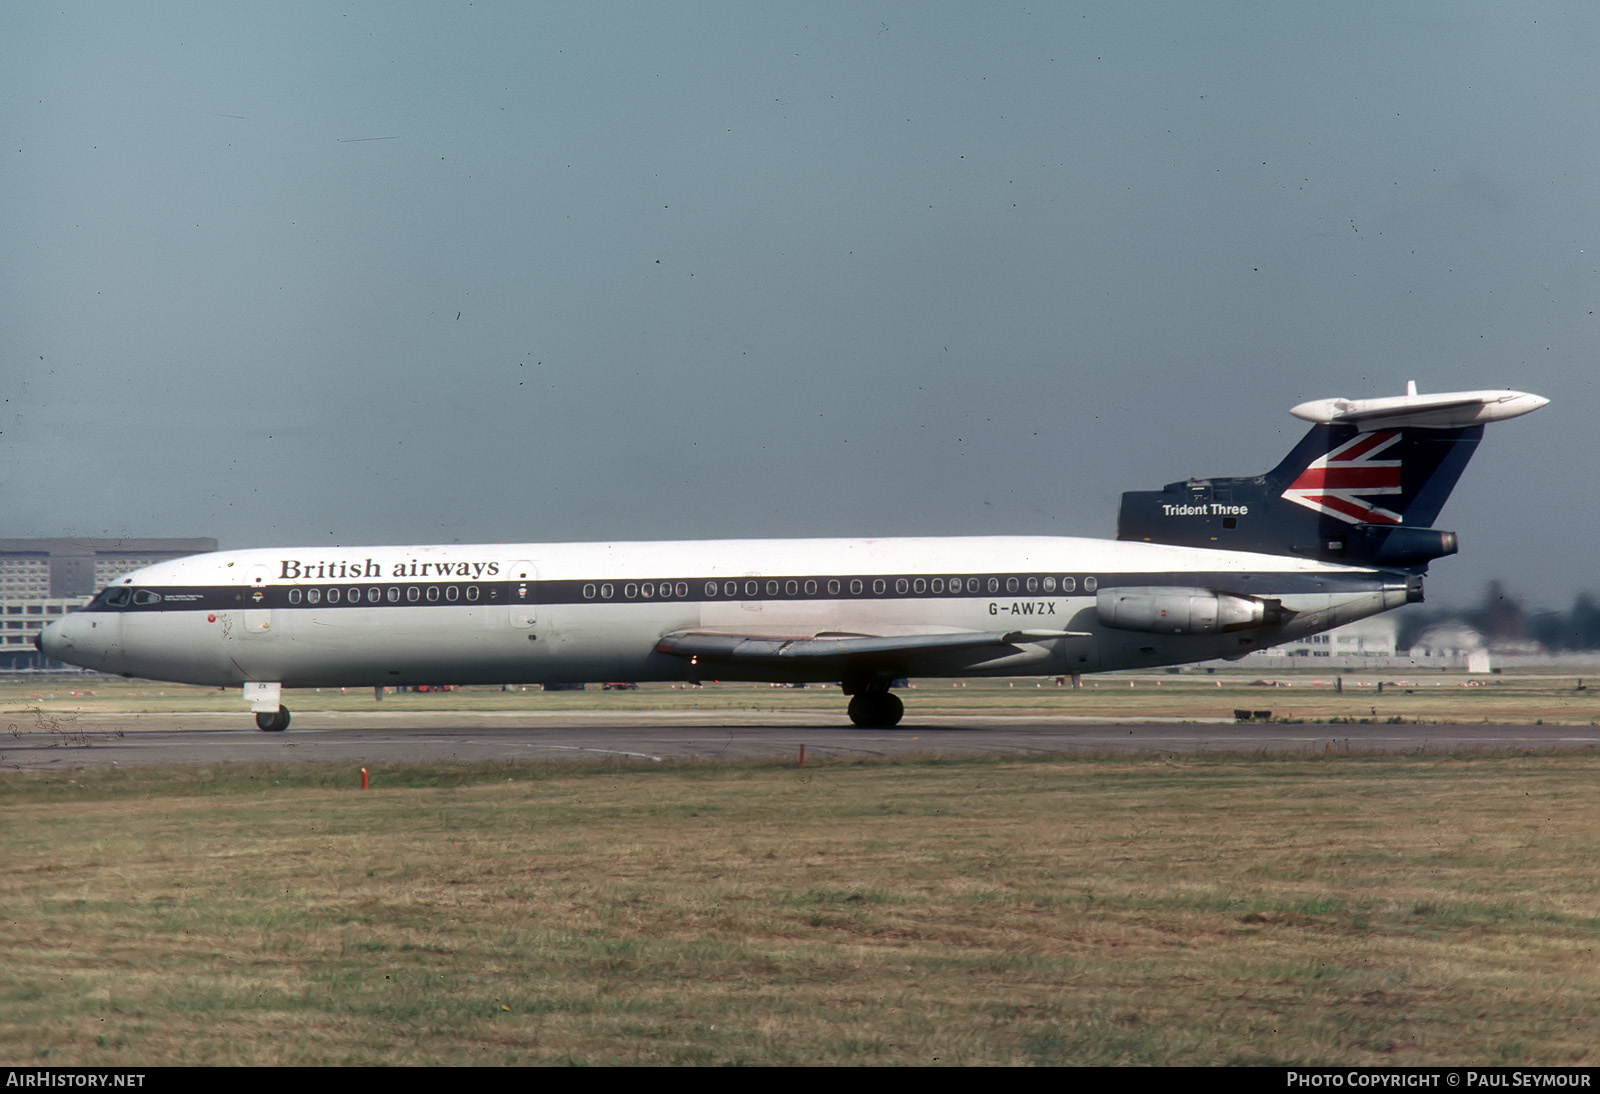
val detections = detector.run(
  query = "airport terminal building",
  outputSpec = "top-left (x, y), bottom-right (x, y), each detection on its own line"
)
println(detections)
top-left (0, 538), bottom-right (216, 672)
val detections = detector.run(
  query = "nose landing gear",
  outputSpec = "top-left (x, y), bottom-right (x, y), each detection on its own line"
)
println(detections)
top-left (255, 705), bottom-right (291, 732)
top-left (245, 682), bottom-right (289, 731)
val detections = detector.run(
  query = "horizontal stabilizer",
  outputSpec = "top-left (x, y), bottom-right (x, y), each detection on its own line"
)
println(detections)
top-left (1290, 385), bottom-right (1546, 430)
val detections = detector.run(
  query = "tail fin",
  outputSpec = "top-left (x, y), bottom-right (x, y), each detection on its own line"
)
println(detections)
top-left (1116, 384), bottom-right (1546, 571)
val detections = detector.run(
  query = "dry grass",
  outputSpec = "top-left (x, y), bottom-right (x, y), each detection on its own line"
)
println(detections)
top-left (7, 670), bottom-right (1600, 725)
top-left (4, 753), bottom-right (1600, 1065)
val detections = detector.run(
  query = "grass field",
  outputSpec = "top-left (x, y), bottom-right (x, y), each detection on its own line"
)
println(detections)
top-left (6, 669), bottom-right (1600, 725)
top-left (4, 752), bottom-right (1600, 1065)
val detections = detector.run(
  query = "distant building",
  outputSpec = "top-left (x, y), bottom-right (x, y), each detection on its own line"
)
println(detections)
top-left (0, 538), bottom-right (216, 671)
top-left (1256, 615), bottom-right (1399, 660)
top-left (1407, 622), bottom-right (1485, 661)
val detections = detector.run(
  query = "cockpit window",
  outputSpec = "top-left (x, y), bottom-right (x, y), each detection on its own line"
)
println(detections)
top-left (104, 588), bottom-right (132, 607)
top-left (133, 589), bottom-right (162, 606)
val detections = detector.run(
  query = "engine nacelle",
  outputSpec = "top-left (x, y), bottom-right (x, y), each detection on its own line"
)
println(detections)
top-left (1096, 587), bottom-right (1274, 635)
top-left (1340, 524), bottom-right (1458, 568)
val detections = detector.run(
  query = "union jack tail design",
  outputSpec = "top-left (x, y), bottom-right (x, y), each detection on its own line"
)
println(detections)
top-left (1280, 431), bottom-right (1404, 525)
top-left (1117, 404), bottom-right (1504, 569)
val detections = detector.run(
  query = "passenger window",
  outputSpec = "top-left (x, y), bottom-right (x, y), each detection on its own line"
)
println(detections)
top-left (705, 581), bottom-right (718, 597)
top-left (307, 588), bottom-right (321, 605)
top-left (288, 588), bottom-right (303, 605)
top-left (1084, 576), bottom-right (1098, 592)
top-left (328, 588), bottom-right (341, 604)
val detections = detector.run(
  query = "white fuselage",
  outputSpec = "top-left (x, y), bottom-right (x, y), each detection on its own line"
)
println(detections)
top-left (39, 535), bottom-right (1413, 689)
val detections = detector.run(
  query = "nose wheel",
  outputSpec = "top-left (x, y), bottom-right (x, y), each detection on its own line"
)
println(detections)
top-left (255, 706), bottom-right (291, 732)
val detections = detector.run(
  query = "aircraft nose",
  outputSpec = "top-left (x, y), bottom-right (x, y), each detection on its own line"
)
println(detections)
top-left (39, 611), bottom-right (125, 672)
top-left (37, 617), bottom-right (71, 660)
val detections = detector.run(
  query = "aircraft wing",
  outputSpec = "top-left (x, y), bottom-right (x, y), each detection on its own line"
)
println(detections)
top-left (655, 628), bottom-right (1081, 667)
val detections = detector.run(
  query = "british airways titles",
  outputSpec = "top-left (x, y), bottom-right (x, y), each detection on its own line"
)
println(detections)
top-left (278, 558), bottom-right (502, 581)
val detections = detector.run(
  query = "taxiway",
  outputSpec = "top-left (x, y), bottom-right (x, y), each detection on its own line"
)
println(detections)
top-left (4, 710), bottom-right (1597, 770)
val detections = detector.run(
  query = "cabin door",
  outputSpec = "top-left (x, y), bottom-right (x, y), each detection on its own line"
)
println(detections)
top-left (242, 564), bottom-right (274, 636)
top-left (507, 561), bottom-right (538, 629)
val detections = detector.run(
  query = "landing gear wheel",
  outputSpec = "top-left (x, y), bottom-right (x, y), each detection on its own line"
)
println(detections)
top-left (847, 692), bottom-right (904, 728)
top-left (255, 706), bottom-right (291, 732)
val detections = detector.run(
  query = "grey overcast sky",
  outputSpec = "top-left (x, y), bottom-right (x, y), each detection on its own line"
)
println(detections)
top-left (4, 2), bottom-right (1595, 610)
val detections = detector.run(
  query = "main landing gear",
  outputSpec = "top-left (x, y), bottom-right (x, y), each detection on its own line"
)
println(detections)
top-left (846, 688), bottom-right (904, 728)
top-left (255, 705), bottom-right (291, 732)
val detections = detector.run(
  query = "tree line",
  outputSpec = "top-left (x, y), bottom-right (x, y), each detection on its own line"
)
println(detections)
top-left (1396, 582), bottom-right (1600, 652)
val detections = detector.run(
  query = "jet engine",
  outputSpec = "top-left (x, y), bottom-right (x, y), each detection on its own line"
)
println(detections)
top-left (1096, 587), bottom-right (1279, 635)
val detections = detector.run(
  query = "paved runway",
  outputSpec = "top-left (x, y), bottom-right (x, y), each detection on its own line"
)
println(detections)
top-left (4, 710), bottom-right (1599, 770)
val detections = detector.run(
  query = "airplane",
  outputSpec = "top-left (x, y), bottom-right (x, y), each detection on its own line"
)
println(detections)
top-left (38, 383), bottom-right (1546, 731)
